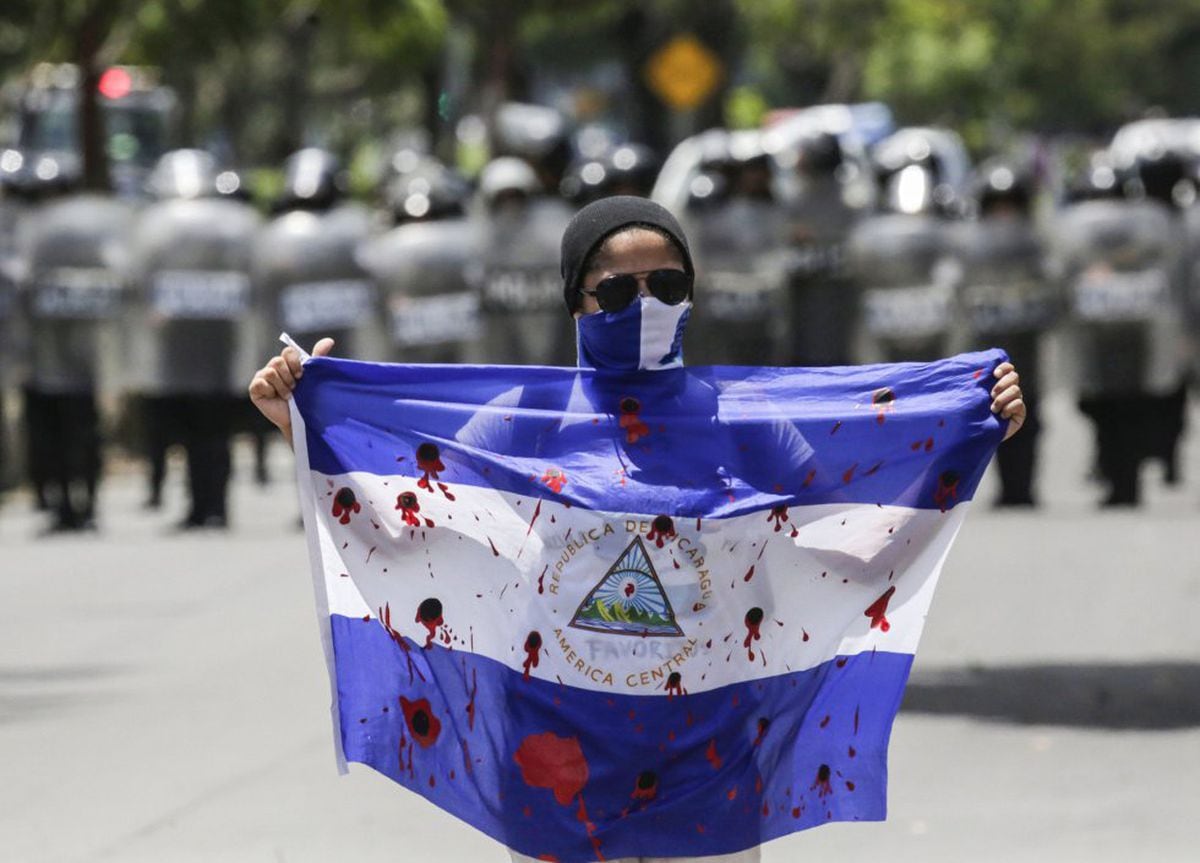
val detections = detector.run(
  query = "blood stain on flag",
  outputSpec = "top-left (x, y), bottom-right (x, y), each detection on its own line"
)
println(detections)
top-left (513, 731), bottom-right (590, 806)
top-left (414, 597), bottom-right (444, 648)
top-left (331, 487), bottom-right (361, 524)
top-left (646, 515), bottom-right (676, 547)
top-left (864, 587), bottom-right (895, 632)
top-left (743, 607), bottom-right (764, 660)
top-left (811, 764), bottom-right (834, 798)
top-left (522, 631), bottom-right (542, 680)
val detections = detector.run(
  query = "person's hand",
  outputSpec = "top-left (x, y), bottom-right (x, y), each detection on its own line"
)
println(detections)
top-left (248, 337), bottom-right (335, 445)
top-left (990, 361), bottom-right (1026, 441)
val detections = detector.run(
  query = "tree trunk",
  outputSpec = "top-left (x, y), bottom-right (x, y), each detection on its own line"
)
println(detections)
top-left (75, 2), bottom-right (120, 193)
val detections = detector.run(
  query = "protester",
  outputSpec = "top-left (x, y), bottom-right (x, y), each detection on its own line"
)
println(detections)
top-left (248, 197), bottom-right (1025, 862)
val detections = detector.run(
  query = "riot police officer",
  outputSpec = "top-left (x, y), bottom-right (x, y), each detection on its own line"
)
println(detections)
top-left (254, 148), bottom-right (380, 359)
top-left (359, 162), bottom-right (483, 363)
top-left (1052, 155), bottom-right (1190, 506)
top-left (17, 152), bottom-right (133, 530)
top-left (782, 130), bottom-right (863, 366)
top-left (846, 127), bottom-right (970, 363)
top-left (472, 156), bottom-right (575, 365)
top-left (492, 102), bottom-right (573, 198)
top-left (251, 148), bottom-right (380, 481)
top-left (947, 160), bottom-right (1055, 505)
top-left (128, 149), bottom-right (261, 528)
top-left (684, 130), bottom-right (791, 365)
top-left (561, 143), bottom-right (661, 206)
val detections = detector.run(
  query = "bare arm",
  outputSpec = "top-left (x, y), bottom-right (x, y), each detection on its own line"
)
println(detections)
top-left (247, 337), bottom-right (335, 448)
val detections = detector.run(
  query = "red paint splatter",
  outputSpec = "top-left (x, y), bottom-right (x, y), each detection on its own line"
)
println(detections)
top-left (394, 490), bottom-right (434, 527)
top-left (378, 603), bottom-right (425, 683)
top-left (705, 738), bottom-right (723, 770)
top-left (848, 745), bottom-right (857, 758)
top-left (924, 437), bottom-right (934, 452)
top-left (416, 443), bottom-right (446, 493)
top-left (830, 420), bottom-right (843, 435)
top-left (865, 586), bottom-right (895, 632)
top-left (631, 770), bottom-right (658, 801)
top-left (537, 565), bottom-right (548, 595)
top-left (752, 716), bottom-right (770, 746)
top-left (863, 461), bottom-right (883, 477)
top-left (743, 607), bottom-right (764, 660)
top-left (487, 536), bottom-right (500, 557)
top-left (415, 597), bottom-right (444, 648)
top-left (768, 504), bottom-right (789, 531)
top-left (842, 463), bottom-right (858, 484)
top-left (802, 469), bottom-right (816, 489)
top-left (853, 705), bottom-right (860, 734)
top-left (513, 732), bottom-right (589, 806)
top-left (619, 396), bottom-right (650, 444)
top-left (872, 387), bottom-right (896, 424)
top-left (802, 628), bottom-right (810, 642)
top-left (743, 565), bottom-right (755, 583)
top-left (665, 671), bottom-right (686, 698)
top-left (331, 487), bottom-right (361, 524)
top-left (646, 515), bottom-right (677, 548)
top-left (526, 499), bottom-right (543, 535)
top-left (811, 764), bottom-right (833, 798)
top-left (819, 714), bottom-right (831, 729)
top-left (399, 696), bottom-right (441, 747)
top-left (541, 467), bottom-right (568, 494)
top-left (522, 631), bottom-right (542, 681)
top-left (846, 780), bottom-right (856, 791)
top-left (465, 669), bottom-right (478, 731)
top-left (934, 470), bottom-right (960, 512)
top-left (575, 793), bottom-right (604, 860)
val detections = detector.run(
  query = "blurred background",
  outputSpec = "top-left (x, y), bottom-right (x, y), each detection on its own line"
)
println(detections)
top-left (1, 2), bottom-right (1198, 861)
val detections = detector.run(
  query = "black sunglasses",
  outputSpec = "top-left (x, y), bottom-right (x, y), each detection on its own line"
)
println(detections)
top-left (580, 269), bottom-right (692, 313)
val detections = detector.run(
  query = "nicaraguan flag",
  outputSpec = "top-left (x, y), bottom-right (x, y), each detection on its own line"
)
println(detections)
top-left (289, 349), bottom-right (1006, 862)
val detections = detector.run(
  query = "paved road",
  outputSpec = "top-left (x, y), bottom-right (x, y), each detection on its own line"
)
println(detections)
top-left (2, 391), bottom-right (1198, 862)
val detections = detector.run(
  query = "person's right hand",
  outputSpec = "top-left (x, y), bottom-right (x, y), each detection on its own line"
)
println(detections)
top-left (248, 337), bottom-right (335, 445)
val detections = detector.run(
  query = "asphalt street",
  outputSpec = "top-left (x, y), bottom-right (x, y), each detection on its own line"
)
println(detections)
top-left (2, 389), bottom-right (1199, 863)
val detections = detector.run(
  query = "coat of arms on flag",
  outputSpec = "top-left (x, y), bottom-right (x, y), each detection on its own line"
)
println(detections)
top-left (289, 350), bottom-right (1006, 862)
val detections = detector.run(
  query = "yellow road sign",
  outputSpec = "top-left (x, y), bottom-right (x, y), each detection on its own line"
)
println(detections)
top-left (644, 34), bottom-right (723, 112)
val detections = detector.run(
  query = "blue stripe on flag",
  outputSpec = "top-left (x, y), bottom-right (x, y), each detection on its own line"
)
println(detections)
top-left (294, 350), bottom-right (1007, 515)
top-left (332, 613), bottom-right (909, 862)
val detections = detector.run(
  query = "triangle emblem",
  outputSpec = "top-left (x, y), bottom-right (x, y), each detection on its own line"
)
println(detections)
top-left (568, 536), bottom-right (684, 637)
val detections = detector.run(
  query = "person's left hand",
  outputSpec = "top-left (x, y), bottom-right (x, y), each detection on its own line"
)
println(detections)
top-left (990, 361), bottom-right (1026, 441)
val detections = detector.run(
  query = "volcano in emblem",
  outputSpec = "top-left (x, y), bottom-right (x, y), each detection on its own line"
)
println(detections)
top-left (568, 536), bottom-right (684, 637)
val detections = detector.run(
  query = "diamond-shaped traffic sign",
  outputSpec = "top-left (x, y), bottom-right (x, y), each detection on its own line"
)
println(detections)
top-left (644, 33), bottom-right (724, 112)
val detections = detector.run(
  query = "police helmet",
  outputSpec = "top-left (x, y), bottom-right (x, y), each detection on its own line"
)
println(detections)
top-left (145, 149), bottom-right (218, 200)
top-left (492, 102), bottom-right (572, 190)
top-left (478, 156), bottom-right (540, 209)
top-left (276, 147), bottom-right (343, 212)
top-left (385, 160), bottom-right (470, 224)
top-left (972, 159), bottom-right (1034, 217)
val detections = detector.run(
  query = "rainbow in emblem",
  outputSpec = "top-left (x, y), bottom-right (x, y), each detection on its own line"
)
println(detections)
top-left (569, 537), bottom-right (684, 637)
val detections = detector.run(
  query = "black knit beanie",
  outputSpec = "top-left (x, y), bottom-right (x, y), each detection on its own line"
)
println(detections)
top-left (560, 195), bottom-right (694, 314)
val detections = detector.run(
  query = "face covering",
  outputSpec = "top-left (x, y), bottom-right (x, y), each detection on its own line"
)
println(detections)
top-left (576, 296), bottom-right (691, 372)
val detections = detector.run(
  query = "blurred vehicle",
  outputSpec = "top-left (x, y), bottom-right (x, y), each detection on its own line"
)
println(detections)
top-left (472, 156), bottom-right (575, 365)
top-left (1, 63), bottom-right (176, 198)
top-left (126, 149), bottom-right (261, 528)
top-left (1051, 154), bottom-right (1189, 506)
top-left (15, 152), bottom-right (134, 530)
top-left (845, 126), bottom-right (970, 363)
top-left (946, 158), bottom-right (1056, 505)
